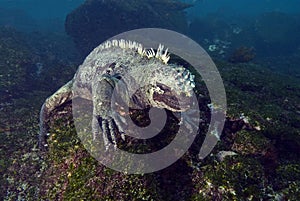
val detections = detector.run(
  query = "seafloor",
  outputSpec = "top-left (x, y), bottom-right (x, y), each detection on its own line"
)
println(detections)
top-left (0, 25), bottom-right (299, 200)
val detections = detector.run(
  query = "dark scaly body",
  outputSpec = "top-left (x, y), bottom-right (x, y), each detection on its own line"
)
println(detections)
top-left (39, 40), bottom-right (195, 150)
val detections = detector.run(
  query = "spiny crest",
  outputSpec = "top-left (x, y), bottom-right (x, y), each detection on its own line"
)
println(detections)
top-left (98, 39), bottom-right (195, 94)
top-left (172, 66), bottom-right (196, 94)
top-left (98, 39), bottom-right (170, 64)
top-left (155, 65), bottom-right (196, 96)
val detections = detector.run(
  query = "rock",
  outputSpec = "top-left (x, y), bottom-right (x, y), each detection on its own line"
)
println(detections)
top-left (231, 130), bottom-right (272, 156)
top-left (65, 0), bottom-right (191, 56)
top-left (228, 46), bottom-right (255, 63)
top-left (0, 26), bottom-right (33, 99)
top-left (216, 150), bottom-right (238, 162)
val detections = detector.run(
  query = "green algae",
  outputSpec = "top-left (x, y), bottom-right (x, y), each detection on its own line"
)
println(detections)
top-left (190, 156), bottom-right (266, 200)
top-left (218, 60), bottom-right (300, 151)
top-left (232, 130), bottom-right (272, 155)
top-left (40, 104), bottom-right (162, 200)
top-left (0, 27), bottom-right (33, 100)
top-left (0, 24), bottom-right (300, 200)
top-left (27, 59), bottom-right (300, 200)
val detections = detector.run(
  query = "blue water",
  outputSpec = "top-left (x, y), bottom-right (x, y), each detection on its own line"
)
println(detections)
top-left (1, 0), bottom-right (300, 32)
top-left (187, 0), bottom-right (300, 17)
top-left (0, 0), bottom-right (84, 31)
top-left (0, 0), bottom-right (299, 82)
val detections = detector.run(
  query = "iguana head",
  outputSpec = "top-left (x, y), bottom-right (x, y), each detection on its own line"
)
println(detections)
top-left (95, 40), bottom-right (196, 112)
top-left (147, 63), bottom-right (196, 112)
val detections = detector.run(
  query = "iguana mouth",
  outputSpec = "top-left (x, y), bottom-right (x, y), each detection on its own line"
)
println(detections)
top-left (153, 84), bottom-right (191, 111)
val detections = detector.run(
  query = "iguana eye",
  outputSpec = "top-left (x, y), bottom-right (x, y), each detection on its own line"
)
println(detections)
top-left (105, 62), bottom-right (116, 75)
top-left (106, 68), bottom-right (112, 74)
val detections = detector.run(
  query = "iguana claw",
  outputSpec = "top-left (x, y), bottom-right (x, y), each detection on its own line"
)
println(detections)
top-left (92, 115), bottom-right (126, 149)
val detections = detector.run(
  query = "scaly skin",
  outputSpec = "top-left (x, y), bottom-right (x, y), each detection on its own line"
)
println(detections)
top-left (39, 40), bottom-right (195, 150)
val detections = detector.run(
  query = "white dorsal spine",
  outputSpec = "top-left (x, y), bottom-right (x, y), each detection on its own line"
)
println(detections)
top-left (98, 39), bottom-right (171, 64)
top-left (96, 39), bottom-right (195, 93)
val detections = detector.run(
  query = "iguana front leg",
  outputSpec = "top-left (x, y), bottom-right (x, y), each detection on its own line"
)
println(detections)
top-left (92, 75), bottom-right (125, 149)
top-left (39, 80), bottom-right (73, 150)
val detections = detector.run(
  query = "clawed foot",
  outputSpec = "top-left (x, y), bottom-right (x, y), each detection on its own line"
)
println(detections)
top-left (92, 112), bottom-right (127, 150)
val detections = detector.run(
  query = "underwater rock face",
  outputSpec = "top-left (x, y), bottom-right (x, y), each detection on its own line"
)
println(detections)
top-left (31, 59), bottom-right (300, 200)
top-left (65, 0), bottom-right (191, 57)
top-left (228, 46), bottom-right (255, 63)
top-left (0, 26), bottom-right (33, 100)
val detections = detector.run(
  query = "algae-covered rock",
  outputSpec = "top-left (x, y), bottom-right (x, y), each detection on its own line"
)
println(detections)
top-left (0, 26), bottom-right (33, 99)
top-left (231, 130), bottom-right (272, 156)
top-left (40, 102), bottom-right (196, 200)
top-left (37, 57), bottom-right (300, 200)
top-left (191, 156), bottom-right (266, 200)
top-left (65, 0), bottom-right (192, 56)
top-left (270, 163), bottom-right (300, 200)
top-left (217, 61), bottom-right (300, 153)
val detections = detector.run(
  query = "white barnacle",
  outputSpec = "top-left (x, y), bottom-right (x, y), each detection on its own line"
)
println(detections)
top-left (128, 40), bottom-right (136, 49)
top-left (163, 48), bottom-right (169, 57)
top-left (118, 39), bottom-right (122, 48)
top-left (119, 39), bottom-right (126, 49)
top-left (98, 39), bottom-right (172, 64)
top-left (125, 40), bottom-right (130, 49)
top-left (146, 48), bottom-right (156, 58)
top-left (112, 39), bottom-right (118, 47)
top-left (96, 46), bottom-right (103, 53)
top-left (160, 48), bottom-right (170, 64)
top-left (190, 81), bottom-right (196, 88)
top-left (141, 49), bottom-right (146, 56)
top-left (178, 77), bottom-right (186, 84)
top-left (184, 72), bottom-right (190, 80)
top-left (175, 71), bottom-right (181, 76)
top-left (161, 55), bottom-right (170, 64)
top-left (184, 82), bottom-right (193, 92)
top-left (100, 43), bottom-right (106, 50)
top-left (189, 74), bottom-right (195, 82)
top-left (105, 41), bottom-right (111, 48)
top-left (156, 44), bottom-right (164, 58)
top-left (132, 41), bottom-right (137, 49)
top-left (127, 40), bottom-right (132, 49)
top-left (175, 73), bottom-right (181, 79)
top-left (137, 44), bottom-right (145, 55)
top-left (175, 73), bottom-right (185, 83)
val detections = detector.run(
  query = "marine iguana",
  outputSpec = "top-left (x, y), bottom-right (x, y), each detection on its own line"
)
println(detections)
top-left (39, 39), bottom-right (196, 150)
